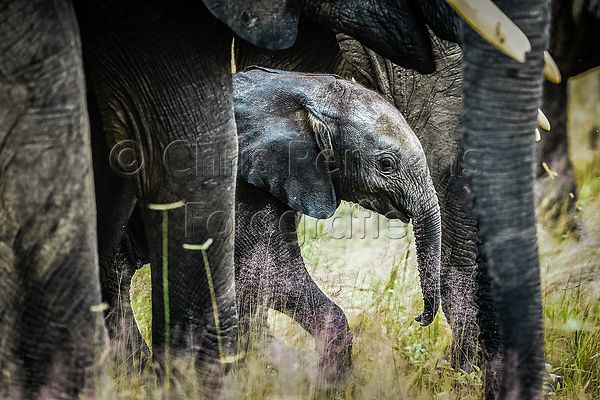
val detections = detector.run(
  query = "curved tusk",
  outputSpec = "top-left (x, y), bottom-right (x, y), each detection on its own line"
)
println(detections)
top-left (544, 51), bottom-right (562, 84)
top-left (537, 109), bottom-right (551, 131)
top-left (445, 0), bottom-right (531, 62)
top-left (535, 128), bottom-right (542, 142)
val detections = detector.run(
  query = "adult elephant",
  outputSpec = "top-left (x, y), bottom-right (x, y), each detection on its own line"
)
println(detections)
top-left (0, 1), bottom-right (549, 400)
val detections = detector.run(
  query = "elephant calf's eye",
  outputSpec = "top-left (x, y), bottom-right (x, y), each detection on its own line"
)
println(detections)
top-left (379, 156), bottom-right (395, 174)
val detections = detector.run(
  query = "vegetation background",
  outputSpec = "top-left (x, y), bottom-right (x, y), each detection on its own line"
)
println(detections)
top-left (107, 70), bottom-right (600, 399)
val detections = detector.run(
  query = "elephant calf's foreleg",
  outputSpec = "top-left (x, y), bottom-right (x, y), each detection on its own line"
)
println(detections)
top-left (266, 263), bottom-right (353, 388)
top-left (439, 175), bottom-right (481, 371)
top-left (236, 184), bottom-right (353, 387)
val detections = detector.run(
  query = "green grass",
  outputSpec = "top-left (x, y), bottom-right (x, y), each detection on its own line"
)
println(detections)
top-left (100, 72), bottom-right (600, 399)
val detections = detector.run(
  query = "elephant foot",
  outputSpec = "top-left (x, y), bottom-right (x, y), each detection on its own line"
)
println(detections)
top-left (483, 351), bottom-right (503, 400)
top-left (314, 317), bottom-right (353, 389)
top-left (237, 302), bottom-right (272, 356)
top-left (441, 268), bottom-right (481, 373)
top-left (315, 343), bottom-right (353, 390)
top-left (105, 302), bottom-right (150, 373)
top-left (450, 346), bottom-right (478, 373)
top-left (450, 330), bottom-right (481, 372)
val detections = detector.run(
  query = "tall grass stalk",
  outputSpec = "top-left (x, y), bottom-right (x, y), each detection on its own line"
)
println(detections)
top-left (183, 239), bottom-right (225, 366)
top-left (162, 209), bottom-right (171, 390)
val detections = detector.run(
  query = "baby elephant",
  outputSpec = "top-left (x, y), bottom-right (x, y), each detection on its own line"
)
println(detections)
top-left (233, 68), bottom-right (441, 385)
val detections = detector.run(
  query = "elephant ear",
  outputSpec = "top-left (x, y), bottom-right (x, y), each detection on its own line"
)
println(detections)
top-left (234, 68), bottom-right (337, 219)
top-left (413, 0), bottom-right (461, 44)
top-left (202, 0), bottom-right (303, 50)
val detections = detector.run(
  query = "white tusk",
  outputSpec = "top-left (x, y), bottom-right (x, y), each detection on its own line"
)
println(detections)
top-left (537, 109), bottom-right (551, 131)
top-left (544, 51), bottom-right (562, 84)
top-left (535, 128), bottom-right (541, 142)
top-left (446, 0), bottom-right (531, 63)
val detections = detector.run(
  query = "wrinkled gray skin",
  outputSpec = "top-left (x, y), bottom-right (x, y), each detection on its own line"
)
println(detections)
top-left (75, 2), bottom-right (241, 394)
top-left (233, 69), bottom-right (442, 384)
top-left (336, 34), bottom-right (483, 374)
top-left (0, 2), bottom-right (102, 398)
top-left (463, 1), bottom-right (549, 398)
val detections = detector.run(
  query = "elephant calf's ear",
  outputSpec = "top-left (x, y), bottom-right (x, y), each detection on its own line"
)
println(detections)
top-left (237, 109), bottom-right (338, 219)
top-left (306, 109), bottom-right (334, 160)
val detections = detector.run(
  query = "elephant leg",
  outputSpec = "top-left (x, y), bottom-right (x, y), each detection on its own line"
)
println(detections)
top-left (76, 4), bottom-right (239, 393)
top-left (265, 258), bottom-right (353, 388)
top-left (437, 173), bottom-right (481, 371)
top-left (536, 79), bottom-right (578, 232)
top-left (99, 226), bottom-right (149, 366)
top-left (439, 253), bottom-right (480, 371)
top-left (476, 256), bottom-right (504, 398)
top-left (236, 242), bottom-right (352, 380)
top-left (462, 1), bottom-right (548, 397)
top-left (440, 172), bottom-right (505, 385)
top-left (235, 183), bottom-right (351, 387)
top-left (0, 0), bottom-right (105, 397)
top-left (236, 287), bottom-right (270, 355)
top-left (138, 143), bottom-right (239, 391)
top-left (88, 91), bottom-right (148, 363)
top-left (100, 224), bottom-right (147, 354)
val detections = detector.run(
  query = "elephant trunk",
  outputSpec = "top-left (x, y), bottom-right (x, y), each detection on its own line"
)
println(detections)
top-left (410, 191), bottom-right (442, 327)
top-left (461, 0), bottom-right (548, 397)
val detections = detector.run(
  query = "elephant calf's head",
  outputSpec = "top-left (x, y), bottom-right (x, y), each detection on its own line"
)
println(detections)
top-left (233, 68), bottom-right (441, 326)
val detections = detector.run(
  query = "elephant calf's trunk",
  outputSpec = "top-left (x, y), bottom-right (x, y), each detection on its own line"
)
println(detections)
top-left (411, 201), bottom-right (442, 326)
